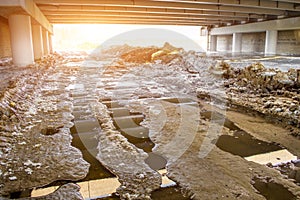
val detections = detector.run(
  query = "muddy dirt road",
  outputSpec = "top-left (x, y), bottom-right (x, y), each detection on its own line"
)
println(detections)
top-left (0, 44), bottom-right (299, 199)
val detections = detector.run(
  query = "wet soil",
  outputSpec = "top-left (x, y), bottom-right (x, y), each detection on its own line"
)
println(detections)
top-left (1, 46), bottom-right (300, 199)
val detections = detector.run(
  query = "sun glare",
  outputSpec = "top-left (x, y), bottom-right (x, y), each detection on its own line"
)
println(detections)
top-left (53, 24), bottom-right (207, 52)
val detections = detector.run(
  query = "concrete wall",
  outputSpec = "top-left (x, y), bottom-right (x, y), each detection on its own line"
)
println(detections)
top-left (0, 17), bottom-right (11, 58)
top-left (217, 35), bottom-right (232, 52)
top-left (277, 30), bottom-right (300, 55)
top-left (241, 32), bottom-right (265, 53)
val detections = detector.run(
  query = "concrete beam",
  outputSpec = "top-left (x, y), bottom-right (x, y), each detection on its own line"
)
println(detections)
top-left (46, 15), bottom-right (232, 24)
top-left (271, 0), bottom-right (300, 3)
top-left (0, 0), bottom-right (52, 33)
top-left (43, 10), bottom-right (249, 21)
top-left (32, 24), bottom-right (44, 60)
top-left (34, 0), bottom-right (286, 15)
top-left (49, 19), bottom-right (211, 26)
top-left (211, 16), bottom-right (300, 35)
top-left (265, 30), bottom-right (278, 55)
top-left (9, 15), bottom-right (34, 66)
top-left (157, 0), bottom-right (299, 12)
top-left (38, 5), bottom-right (261, 17)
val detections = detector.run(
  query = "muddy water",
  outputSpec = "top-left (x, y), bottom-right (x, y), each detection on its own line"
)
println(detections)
top-left (63, 63), bottom-right (187, 199)
top-left (70, 123), bottom-right (115, 181)
top-left (252, 176), bottom-right (298, 200)
top-left (93, 186), bottom-right (190, 200)
top-left (201, 111), bottom-right (297, 162)
top-left (101, 98), bottom-right (168, 170)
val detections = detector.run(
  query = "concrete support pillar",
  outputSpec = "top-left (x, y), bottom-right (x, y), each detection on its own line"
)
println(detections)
top-left (42, 29), bottom-right (49, 55)
top-left (265, 30), bottom-right (278, 55)
top-left (48, 32), bottom-right (53, 54)
top-left (209, 35), bottom-right (217, 52)
top-left (226, 37), bottom-right (231, 52)
top-left (8, 15), bottom-right (34, 66)
top-left (32, 25), bottom-right (44, 60)
top-left (232, 33), bottom-right (242, 53)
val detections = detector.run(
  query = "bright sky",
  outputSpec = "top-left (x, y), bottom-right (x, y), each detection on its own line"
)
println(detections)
top-left (53, 24), bottom-right (207, 52)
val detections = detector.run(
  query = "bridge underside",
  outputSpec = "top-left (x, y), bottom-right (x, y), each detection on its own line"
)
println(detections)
top-left (0, 0), bottom-right (300, 65)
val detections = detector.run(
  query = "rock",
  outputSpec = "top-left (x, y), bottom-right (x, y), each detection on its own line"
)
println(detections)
top-left (8, 176), bottom-right (17, 181)
top-left (1, 183), bottom-right (84, 200)
top-left (274, 72), bottom-right (294, 86)
top-left (289, 104), bottom-right (298, 112)
top-left (209, 61), bottom-right (233, 79)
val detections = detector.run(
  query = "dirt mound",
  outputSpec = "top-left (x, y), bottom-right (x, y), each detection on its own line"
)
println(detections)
top-left (121, 47), bottom-right (160, 63)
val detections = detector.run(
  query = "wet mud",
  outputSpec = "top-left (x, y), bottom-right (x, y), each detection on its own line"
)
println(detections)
top-left (0, 43), bottom-right (300, 199)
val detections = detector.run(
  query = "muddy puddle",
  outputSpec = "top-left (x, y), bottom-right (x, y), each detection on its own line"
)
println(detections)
top-left (252, 176), bottom-right (298, 200)
top-left (93, 186), bottom-right (190, 200)
top-left (101, 98), bottom-right (167, 168)
top-left (201, 111), bottom-right (297, 165)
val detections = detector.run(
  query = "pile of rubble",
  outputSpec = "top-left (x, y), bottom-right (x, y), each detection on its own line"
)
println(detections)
top-left (268, 160), bottom-right (300, 185)
top-left (99, 43), bottom-right (300, 133)
top-left (201, 60), bottom-right (300, 135)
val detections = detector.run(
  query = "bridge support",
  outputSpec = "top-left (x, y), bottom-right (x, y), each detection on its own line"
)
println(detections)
top-left (8, 15), bottom-right (34, 66)
top-left (209, 35), bottom-right (217, 52)
top-left (232, 33), bottom-right (242, 53)
top-left (42, 29), bottom-right (49, 55)
top-left (48, 32), bottom-right (53, 54)
top-left (32, 24), bottom-right (44, 60)
top-left (265, 30), bottom-right (278, 55)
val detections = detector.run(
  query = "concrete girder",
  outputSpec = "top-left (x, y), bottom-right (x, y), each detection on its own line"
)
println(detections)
top-left (38, 5), bottom-right (265, 20)
top-left (49, 19), bottom-right (215, 26)
top-left (34, 0), bottom-right (288, 15)
top-left (158, 0), bottom-right (299, 11)
top-left (34, 0), bottom-right (300, 12)
top-left (45, 15), bottom-right (235, 24)
top-left (48, 17), bottom-right (222, 24)
top-left (210, 16), bottom-right (300, 35)
top-left (42, 11), bottom-right (250, 22)
top-left (0, 0), bottom-right (52, 33)
top-left (271, 0), bottom-right (300, 3)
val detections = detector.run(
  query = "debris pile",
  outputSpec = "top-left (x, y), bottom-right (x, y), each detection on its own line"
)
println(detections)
top-left (202, 60), bottom-right (300, 132)
top-left (269, 160), bottom-right (300, 184)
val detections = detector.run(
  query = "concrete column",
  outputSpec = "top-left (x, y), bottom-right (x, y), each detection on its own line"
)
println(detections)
top-left (224, 36), bottom-right (231, 52)
top-left (265, 30), bottom-right (278, 55)
top-left (42, 29), bottom-right (49, 55)
top-left (8, 15), bottom-right (34, 66)
top-left (32, 25), bottom-right (44, 60)
top-left (48, 32), bottom-right (53, 54)
top-left (232, 33), bottom-right (242, 53)
top-left (209, 35), bottom-right (217, 52)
